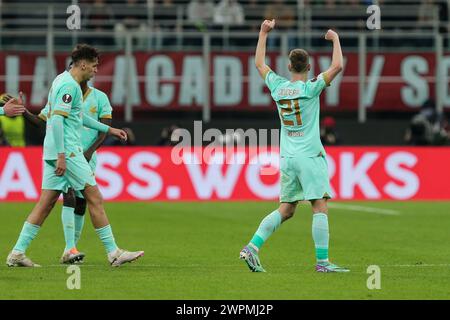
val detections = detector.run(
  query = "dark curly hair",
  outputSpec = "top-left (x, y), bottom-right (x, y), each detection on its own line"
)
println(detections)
top-left (70, 44), bottom-right (99, 65)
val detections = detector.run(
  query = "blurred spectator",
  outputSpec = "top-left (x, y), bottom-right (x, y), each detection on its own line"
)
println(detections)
top-left (158, 124), bottom-right (181, 146)
top-left (114, 0), bottom-right (149, 49)
top-left (104, 127), bottom-right (136, 146)
top-left (264, 0), bottom-right (297, 48)
top-left (320, 116), bottom-right (340, 146)
top-left (0, 127), bottom-right (10, 146)
top-left (404, 99), bottom-right (448, 145)
top-left (245, 0), bottom-right (262, 33)
top-left (213, 0), bottom-right (245, 26)
top-left (443, 118), bottom-right (450, 144)
top-left (156, 0), bottom-right (177, 23)
top-left (418, 0), bottom-right (449, 34)
top-left (154, 1), bottom-right (177, 26)
top-left (0, 116), bottom-right (25, 147)
top-left (346, 0), bottom-right (359, 7)
top-left (404, 114), bottom-right (433, 146)
top-left (264, 0), bottom-right (295, 30)
top-left (85, 0), bottom-right (115, 46)
top-left (325, 0), bottom-right (336, 8)
top-left (0, 92), bottom-right (25, 146)
top-left (418, 0), bottom-right (436, 30)
top-left (213, 0), bottom-right (246, 46)
top-left (187, 0), bottom-right (215, 31)
top-left (153, 0), bottom-right (179, 47)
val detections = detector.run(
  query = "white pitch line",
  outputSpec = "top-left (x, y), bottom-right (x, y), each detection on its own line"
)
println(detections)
top-left (328, 203), bottom-right (401, 216)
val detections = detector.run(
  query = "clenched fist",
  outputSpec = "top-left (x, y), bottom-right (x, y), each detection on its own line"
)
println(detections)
top-left (325, 29), bottom-right (339, 41)
top-left (260, 19), bottom-right (275, 34)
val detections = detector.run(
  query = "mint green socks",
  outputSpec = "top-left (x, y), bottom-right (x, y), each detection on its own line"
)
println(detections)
top-left (95, 225), bottom-right (118, 254)
top-left (61, 206), bottom-right (76, 251)
top-left (248, 210), bottom-right (330, 264)
top-left (250, 210), bottom-right (282, 250)
top-left (74, 214), bottom-right (85, 245)
top-left (13, 221), bottom-right (40, 253)
top-left (312, 213), bottom-right (329, 263)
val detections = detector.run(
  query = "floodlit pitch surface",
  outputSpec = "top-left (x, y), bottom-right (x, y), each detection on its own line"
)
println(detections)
top-left (1, 201), bottom-right (449, 299)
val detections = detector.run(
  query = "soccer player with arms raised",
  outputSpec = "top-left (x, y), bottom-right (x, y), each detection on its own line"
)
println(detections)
top-left (240, 20), bottom-right (349, 273)
top-left (6, 44), bottom-right (144, 267)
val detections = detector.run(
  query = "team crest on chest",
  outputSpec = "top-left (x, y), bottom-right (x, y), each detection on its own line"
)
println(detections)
top-left (89, 105), bottom-right (97, 114)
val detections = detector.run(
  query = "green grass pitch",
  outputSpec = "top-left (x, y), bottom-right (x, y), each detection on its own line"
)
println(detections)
top-left (0, 201), bottom-right (449, 300)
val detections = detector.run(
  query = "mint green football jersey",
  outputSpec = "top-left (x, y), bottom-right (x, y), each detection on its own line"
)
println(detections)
top-left (40, 86), bottom-right (112, 152)
top-left (265, 70), bottom-right (329, 158)
top-left (79, 87), bottom-right (112, 151)
top-left (42, 71), bottom-right (83, 160)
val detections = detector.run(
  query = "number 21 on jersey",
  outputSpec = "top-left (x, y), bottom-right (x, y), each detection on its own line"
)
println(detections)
top-left (279, 99), bottom-right (303, 127)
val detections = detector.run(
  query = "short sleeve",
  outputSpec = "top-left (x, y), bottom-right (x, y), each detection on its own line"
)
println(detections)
top-left (307, 72), bottom-right (329, 97)
top-left (52, 84), bottom-right (78, 117)
top-left (97, 91), bottom-right (113, 119)
top-left (38, 103), bottom-right (50, 121)
top-left (264, 69), bottom-right (285, 93)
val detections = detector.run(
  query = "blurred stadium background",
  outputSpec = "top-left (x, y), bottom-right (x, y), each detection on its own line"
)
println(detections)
top-left (0, 0), bottom-right (448, 147)
top-left (1, 0), bottom-right (450, 300)
top-left (0, 0), bottom-right (449, 203)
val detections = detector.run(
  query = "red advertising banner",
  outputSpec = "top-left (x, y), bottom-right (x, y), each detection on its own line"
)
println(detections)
top-left (0, 146), bottom-right (449, 202)
top-left (0, 52), bottom-right (448, 112)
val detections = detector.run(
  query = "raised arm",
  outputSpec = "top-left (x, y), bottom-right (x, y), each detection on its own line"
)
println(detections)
top-left (323, 29), bottom-right (343, 85)
top-left (255, 19), bottom-right (275, 79)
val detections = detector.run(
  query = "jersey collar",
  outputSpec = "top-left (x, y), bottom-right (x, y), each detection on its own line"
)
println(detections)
top-left (83, 88), bottom-right (93, 101)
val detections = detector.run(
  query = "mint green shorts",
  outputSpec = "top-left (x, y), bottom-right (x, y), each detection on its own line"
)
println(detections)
top-left (75, 155), bottom-right (97, 198)
top-left (280, 155), bottom-right (333, 203)
top-left (42, 154), bottom-right (97, 194)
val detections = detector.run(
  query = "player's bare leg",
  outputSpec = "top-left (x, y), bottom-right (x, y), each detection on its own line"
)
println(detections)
top-left (311, 198), bottom-right (349, 273)
top-left (240, 202), bottom-right (298, 272)
top-left (82, 184), bottom-right (144, 266)
top-left (27, 189), bottom-right (61, 225)
top-left (6, 190), bottom-right (61, 267)
top-left (278, 202), bottom-right (298, 222)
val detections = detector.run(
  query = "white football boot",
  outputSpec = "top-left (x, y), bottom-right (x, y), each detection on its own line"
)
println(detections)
top-left (108, 249), bottom-right (144, 267)
top-left (60, 248), bottom-right (86, 264)
top-left (6, 251), bottom-right (41, 267)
